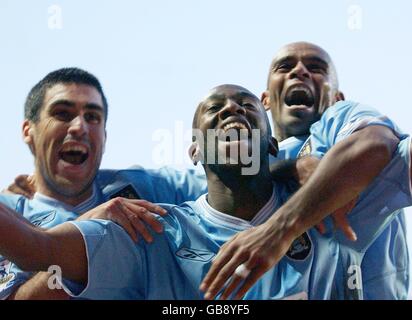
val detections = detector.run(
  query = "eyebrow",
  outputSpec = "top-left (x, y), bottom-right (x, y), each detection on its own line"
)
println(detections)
top-left (205, 91), bottom-right (257, 102)
top-left (49, 99), bottom-right (104, 112)
top-left (232, 91), bottom-right (257, 100)
top-left (272, 55), bottom-right (329, 69)
top-left (204, 93), bottom-right (226, 102)
top-left (305, 56), bottom-right (329, 67)
top-left (271, 56), bottom-right (294, 69)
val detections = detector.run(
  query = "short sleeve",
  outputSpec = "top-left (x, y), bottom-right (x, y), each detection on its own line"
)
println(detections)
top-left (60, 220), bottom-right (144, 299)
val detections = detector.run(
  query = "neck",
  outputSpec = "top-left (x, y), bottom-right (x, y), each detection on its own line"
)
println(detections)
top-left (205, 164), bottom-right (273, 221)
top-left (273, 124), bottom-right (288, 142)
top-left (35, 174), bottom-right (93, 207)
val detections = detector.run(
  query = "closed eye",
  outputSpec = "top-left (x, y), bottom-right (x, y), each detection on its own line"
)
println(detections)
top-left (242, 102), bottom-right (257, 110)
top-left (207, 105), bottom-right (222, 113)
top-left (307, 64), bottom-right (327, 74)
top-left (275, 63), bottom-right (294, 72)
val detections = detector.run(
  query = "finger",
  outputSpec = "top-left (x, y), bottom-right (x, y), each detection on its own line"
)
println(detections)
top-left (122, 205), bottom-right (154, 243)
top-left (111, 208), bottom-right (138, 243)
top-left (27, 174), bottom-right (35, 185)
top-left (199, 241), bottom-right (238, 292)
top-left (139, 210), bottom-right (164, 233)
top-left (315, 221), bottom-right (326, 234)
top-left (15, 174), bottom-right (30, 186)
top-left (318, 83), bottom-right (331, 114)
top-left (129, 199), bottom-right (167, 216)
top-left (26, 175), bottom-right (36, 193)
top-left (203, 254), bottom-right (248, 300)
top-left (341, 224), bottom-right (357, 242)
top-left (332, 198), bottom-right (358, 241)
top-left (124, 202), bottom-right (164, 233)
top-left (5, 185), bottom-right (34, 199)
top-left (15, 175), bottom-right (36, 194)
top-left (334, 215), bottom-right (357, 241)
top-left (219, 273), bottom-right (245, 300)
top-left (233, 266), bottom-right (270, 300)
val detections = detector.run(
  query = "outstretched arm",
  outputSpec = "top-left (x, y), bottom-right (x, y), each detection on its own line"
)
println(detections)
top-left (0, 203), bottom-right (87, 284)
top-left (5, 196), bottom-right (167, 299)
top-left (200, 125), bottom-right (400, 300)
top-left (271, 155), bottom-right (357, 240)
top-left (7, 272), bottom-right (69, 300)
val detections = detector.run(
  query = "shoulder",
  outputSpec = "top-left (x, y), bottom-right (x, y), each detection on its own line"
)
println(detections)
top-left (97, 166), bottom-right (204, 184)
top-left (321, 101), bottom-right (382, 121)
top-left (157, 202), bottom-right (199, 222)
top-left (0, 193), bottom-right (24, 210)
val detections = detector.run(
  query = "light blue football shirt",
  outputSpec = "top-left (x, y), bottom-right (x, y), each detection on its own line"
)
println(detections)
top-left (272, 101), bottom-right (410, 299)
top-left (61, 136), bottom-right (412, 299)
top-left (310, 101), bottom-right (409, 299)
top-left (0, 166), bottom-right (207, 299)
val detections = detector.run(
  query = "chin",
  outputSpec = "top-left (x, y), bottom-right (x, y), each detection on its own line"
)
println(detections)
top-left (53, 177), bottom-right (92, 196)
top-left (285, 120), bottom-right (312, 136)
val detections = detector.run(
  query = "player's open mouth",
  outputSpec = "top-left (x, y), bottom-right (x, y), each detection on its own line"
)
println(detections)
top-left (220, 120), bottom-right (251, 141)
top-left (285, 85), bottom-right (315, 108)
top-left (59, 144), bottom-right (89, 165)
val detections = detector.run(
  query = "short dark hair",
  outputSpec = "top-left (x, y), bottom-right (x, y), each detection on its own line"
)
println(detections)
top-left (24, 67), bottom-right (108, 123)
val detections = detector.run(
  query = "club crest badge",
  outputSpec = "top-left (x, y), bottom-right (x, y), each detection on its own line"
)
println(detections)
top-left (286, 232), bottom-right (312, 261)
top-left (297, 137), bottom-right (312, 158)
top-left (0, 260), bottom-right (15, 291)
top-left (110, 184), bottom-right (141, 200)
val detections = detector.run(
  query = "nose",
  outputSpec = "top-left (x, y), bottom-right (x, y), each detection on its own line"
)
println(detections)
top-left (67, 115), bottom-right (88, 138)
top-left (219, 99), bottom-right (246, 120)
top-left (289, 61), bottom-right (310, 80)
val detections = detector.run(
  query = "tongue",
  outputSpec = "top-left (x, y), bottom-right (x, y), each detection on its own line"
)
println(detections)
top-left (60, 152), bottom-right (86, 165)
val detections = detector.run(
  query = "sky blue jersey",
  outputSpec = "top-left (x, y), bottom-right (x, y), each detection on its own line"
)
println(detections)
top-left (0, 166), bottom-right (207, 299)
top-left (273, 101), bottom-right (410, 299)
top-left (60, 135), bottom-right (412, 300)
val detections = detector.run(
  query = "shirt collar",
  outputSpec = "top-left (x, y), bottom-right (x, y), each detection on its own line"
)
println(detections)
top-left (195, 185), bottom-right (278, 231)
top-left (33, 183), bottom-right (99, 215)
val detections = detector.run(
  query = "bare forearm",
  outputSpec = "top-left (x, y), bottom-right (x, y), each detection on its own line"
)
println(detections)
top-left (0, 204), bottom-right (50, 272)
top-left (9, 272), bottom-right (69, 300)
top-left (0, 204), bottom-right (87, 283)
top-left (269, 126), bottom-right (399, 238)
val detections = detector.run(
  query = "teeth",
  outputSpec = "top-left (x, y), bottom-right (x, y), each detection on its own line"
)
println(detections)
top-left (61, 145), bottom-right (88, 154)
top-left (222, 122), bottom-right (248, 132)
top-left (291, 86), bottom-right (310, 95)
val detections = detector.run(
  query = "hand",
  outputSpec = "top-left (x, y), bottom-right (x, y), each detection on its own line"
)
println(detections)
top-left (317, 82), bottom-right (332, 115)
top-left (296, 157), bottom-right (357, 241)
top-left (295, 156), bottom-right (320, 186)
top-left (199, 217), bottom-right (295, 300)
top-left (78, 197), bottom-right (168, 243)
top-left (316, 197), bottom-right (358, 241)
top-left (2, 174), bottom-right (36, 199)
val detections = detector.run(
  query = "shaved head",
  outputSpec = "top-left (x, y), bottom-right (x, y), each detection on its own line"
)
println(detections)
top-left (267, 42), bottom-right (339, 91)
top-left (193, 84), bottom-right (271, 135)
top-left (263, 41), bottom-right (344, 141)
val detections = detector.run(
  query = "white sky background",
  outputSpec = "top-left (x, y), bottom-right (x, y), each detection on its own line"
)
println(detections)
top-left (1, 0), bottom-right (412, 298)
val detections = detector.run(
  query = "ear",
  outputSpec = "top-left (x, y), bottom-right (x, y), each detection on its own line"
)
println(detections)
top-left (188, 142), bottom-right (201, 166)
top-left (268, 136), bottom-right (279, 157)
top-left (261, 91), bottom-right (271, 111)
top-left (335, 91), bottom-right (345, 102)
top-left (102, 129), bottom-right (107, 154)
top-left (22, 120), bottom-right (35, 154)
